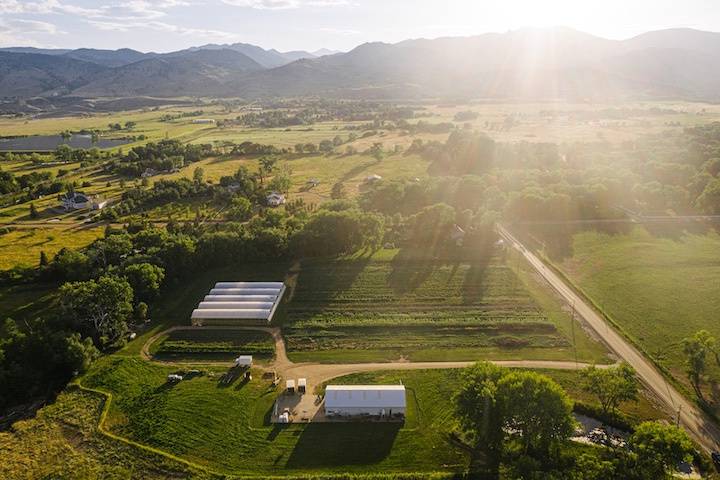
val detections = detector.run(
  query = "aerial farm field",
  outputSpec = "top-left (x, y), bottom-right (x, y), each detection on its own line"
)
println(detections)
top-left (1, 359), bottom-right (668, 480)
top-left (2, 99), bottom-right (718, 478)
top-left (537, 225), bottom-right (720, 397)
top-left (282, 249), bottom-right (607, 363)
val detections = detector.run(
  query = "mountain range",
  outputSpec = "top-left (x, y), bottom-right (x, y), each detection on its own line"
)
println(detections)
top-left (2, 28), bottom-right (720, 101)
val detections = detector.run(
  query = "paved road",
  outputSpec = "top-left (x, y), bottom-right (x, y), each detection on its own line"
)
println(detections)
top-left (498, 224), bottom-right (720, 452)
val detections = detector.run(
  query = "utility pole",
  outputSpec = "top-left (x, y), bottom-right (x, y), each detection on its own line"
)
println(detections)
top-left (570, 299), bottom-right (579, 369)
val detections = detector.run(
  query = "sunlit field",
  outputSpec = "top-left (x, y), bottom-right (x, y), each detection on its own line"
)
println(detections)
top-left (528, 225), bottom-right (720, 399)
top-left (283, 248), bottom-right (608, 363)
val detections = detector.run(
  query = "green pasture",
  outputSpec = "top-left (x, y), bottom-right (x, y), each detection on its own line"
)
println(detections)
top-left (549, 225), bottom-right (720, 397)
top-left (0, 226), bottom-right (105, 270)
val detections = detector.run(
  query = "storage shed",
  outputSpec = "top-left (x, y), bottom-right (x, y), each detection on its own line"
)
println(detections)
top-left (234, 355), bottom-right (253, 367)
top-left (324, 385), bottom-right (406, 417)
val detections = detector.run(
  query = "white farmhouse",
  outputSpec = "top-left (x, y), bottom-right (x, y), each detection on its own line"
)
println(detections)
top-left (60, 192), bottom-right (107, 211)
top-left (266, 192), bottom-right (286, 207)
top-left (324, 385), bottom-right (406, 417)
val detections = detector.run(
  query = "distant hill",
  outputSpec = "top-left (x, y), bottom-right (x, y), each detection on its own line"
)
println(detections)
top-left (273, 49), bottom-right (317, 62)
top-left (230, 27), bottom-right (720, 100)
top-left (312, 48), bottom-right (343, 57)
top-left (74, 49), bottom-right (263, 97)
top-left (0, 47), bottom-right (72, 56)
top-left (0, 51), bottom-right (106, 97)
top-left (4, 28), bottom-right (720, 100)
top-left (62, 48), bottom-right (150, 67)
top-left (185, 43), bottom-right (317, 68)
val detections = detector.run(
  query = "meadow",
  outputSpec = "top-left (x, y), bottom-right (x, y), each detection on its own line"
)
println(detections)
top-left (0, 387), bottom-right (206, 480)
top-left (0, 225), bottom-right (105, 270)
top-left (79, 357), bottom-right (469, 476)
top-left (536, 225), bottom-right (720, 399)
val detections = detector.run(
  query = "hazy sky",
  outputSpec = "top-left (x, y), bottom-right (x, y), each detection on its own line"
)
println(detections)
top-left (1, 0), bottom-right (719, 52)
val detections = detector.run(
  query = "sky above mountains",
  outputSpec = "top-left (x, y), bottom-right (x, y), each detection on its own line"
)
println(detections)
top-left (1, 0), bottom-right (720, 52)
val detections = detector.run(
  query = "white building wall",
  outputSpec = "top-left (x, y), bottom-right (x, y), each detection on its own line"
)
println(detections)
top-left (325, 406), bottom-right (406, 416)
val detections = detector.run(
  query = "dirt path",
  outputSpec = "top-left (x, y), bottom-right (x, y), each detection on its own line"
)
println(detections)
top-left (142, 324), bottom-right (614, 423)
top-left (498, 224), bottom-right (720, 452)
top-left (142, 326), bottom-right (597, 376)
top-left (282, 359), bottom-right (602, 389)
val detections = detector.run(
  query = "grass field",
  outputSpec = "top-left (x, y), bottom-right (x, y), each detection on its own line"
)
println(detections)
top-left (0, 104), bottom-right (233, 146)
top-left (0, 387), bottom-right (205, 480)
top-left (80, 357), bottom-right (469, 476)
top-left (36, 357), bottom-right (662, 478)
top-left (0, 283), bottom-right (56, 324)
top-left (545, 225), bottom-right (720, 398)
top-left (283, 248), bottom-right (608, 363)
top-left (0, 225), bottom-right (105, 270)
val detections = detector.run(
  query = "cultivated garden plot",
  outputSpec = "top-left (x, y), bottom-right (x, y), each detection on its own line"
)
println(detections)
top-left (282, 249), bottom-right (608, 363)
top-left (150, 329), bottom-right (275, 361)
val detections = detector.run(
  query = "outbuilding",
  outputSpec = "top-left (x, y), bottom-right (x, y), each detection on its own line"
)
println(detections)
top-left (234, 355), bottom-right (253, 367)
top-left (266, 192), bottom-right (286, 207)
top-left (324, 385), bottom-right (406, 417)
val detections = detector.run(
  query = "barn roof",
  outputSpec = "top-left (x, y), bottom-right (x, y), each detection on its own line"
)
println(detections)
top-left (325, 385), bottom-right (406, 409)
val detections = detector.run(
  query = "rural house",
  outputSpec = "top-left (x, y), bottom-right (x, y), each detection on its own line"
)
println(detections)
top-left (266, 192), bottom-right (286, 207)
top-left (59, 192), bottom-right (107, 211)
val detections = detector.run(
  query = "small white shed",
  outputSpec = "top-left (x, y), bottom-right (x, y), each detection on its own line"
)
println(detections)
top-left (324, 385), bottom-right (406, 417)
top-left (234, 355), bottom-right (253, 367)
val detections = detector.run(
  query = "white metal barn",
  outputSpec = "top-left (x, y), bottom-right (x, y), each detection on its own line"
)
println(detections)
top-left (324, 385), bottom-right (406, 417)
top-left (191, 282), bottom-right (285, 325)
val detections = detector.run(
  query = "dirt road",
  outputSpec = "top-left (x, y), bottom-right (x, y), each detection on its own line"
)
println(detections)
top-left (498, 224), bottom-right (720, 452)
top-left (143, 324), bottom-right (608, 421)
top-left (143, 326), bottom-right (598, 379)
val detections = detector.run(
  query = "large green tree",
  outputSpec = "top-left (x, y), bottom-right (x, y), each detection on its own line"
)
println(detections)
top-left (455, 362), bottom-right (507, 466)
top-left (682, 330), bottom-right (715, 397)
top-left (455, 363), bottom-right (575, 470)
top-left (581, 363), bottom-right (638, 419)
top-left (496, 370), bottom-right (575, 454)
top-left (123, 263), bottom-right (165, 303)
top-left (58, 275), bottom-right (133, 348)
top-left (629, 422), bottom-right (694, 478)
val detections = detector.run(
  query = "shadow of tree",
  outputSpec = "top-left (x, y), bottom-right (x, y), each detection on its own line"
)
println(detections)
top-left (286, 254), bottom-right (373, 326)
top-left (387, 248), bottom-right (437, 295)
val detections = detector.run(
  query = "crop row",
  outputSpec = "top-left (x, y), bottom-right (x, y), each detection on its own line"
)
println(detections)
top-left (284, 326), bottom-right (567, 352)
top-left (156, 340), bottom-right (274, 355)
